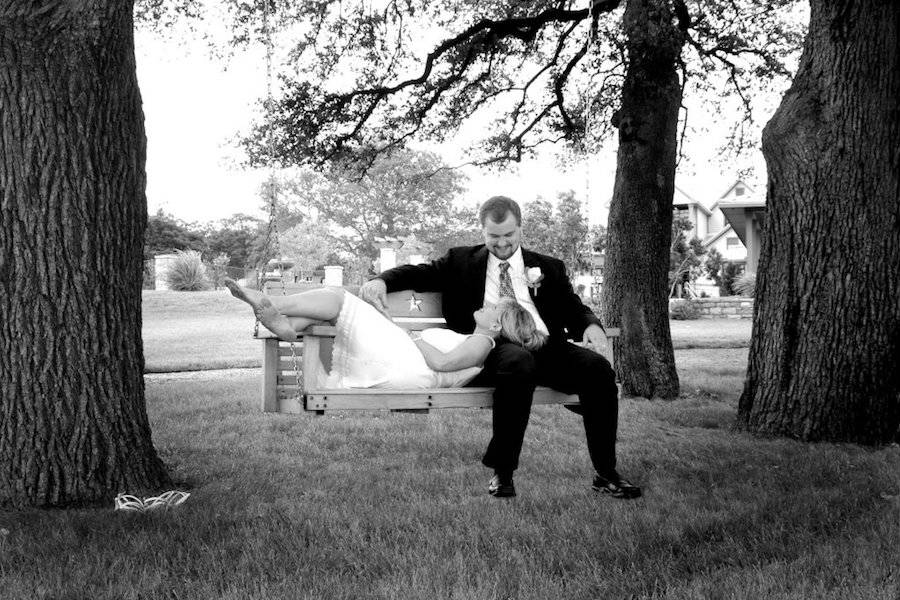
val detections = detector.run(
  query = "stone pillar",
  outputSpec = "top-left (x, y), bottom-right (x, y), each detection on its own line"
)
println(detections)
top-left (323, 265), bottom-right (344, 286)
top-left (379, 247), bottom-right (397, 272)
top-left (373, 237), bottom-right (405, 273)
top-left (153, 253), bottom-right (178, 290)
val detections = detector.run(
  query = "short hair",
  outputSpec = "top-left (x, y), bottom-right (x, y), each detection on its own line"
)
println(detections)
top-left (479, 196), bottom-right (521, 226)
top-left (496, 299), bottom-right (547, 351)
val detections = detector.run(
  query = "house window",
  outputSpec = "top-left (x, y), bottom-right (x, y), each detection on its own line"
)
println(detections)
top-left (735, 185), bottom-right (745, 196)
top-left (726, 237), bottom-right (741, 248)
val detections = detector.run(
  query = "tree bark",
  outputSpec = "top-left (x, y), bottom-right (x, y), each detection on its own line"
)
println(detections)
top-left (0, 2), bottom-right (170, 506)
top-left (602, 0), bottom-right (683, 399)
top-left (738, 0), bottom-right (900, 443)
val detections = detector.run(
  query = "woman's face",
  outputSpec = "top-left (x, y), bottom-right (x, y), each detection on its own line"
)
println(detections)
top-left (473, 304), bottom-right (501, 331)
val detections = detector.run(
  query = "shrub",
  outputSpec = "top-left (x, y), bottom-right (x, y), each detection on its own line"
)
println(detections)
top-left (734, 272), bottom-right (756, 297)
top-left (165, 250), bottom-right (210, 291)
top-left (720, 262), bottom-right (744, 296)
top-left (669, 299), bottom-right (701, 320)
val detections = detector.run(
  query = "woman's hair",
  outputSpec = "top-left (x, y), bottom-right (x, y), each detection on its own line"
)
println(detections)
top-left (496, 299), bottom-right (548, 351)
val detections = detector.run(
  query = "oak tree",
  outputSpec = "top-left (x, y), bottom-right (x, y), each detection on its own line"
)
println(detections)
top-left (0, 1), bottom-right (170, 507)
top-left (737, 0), bottom-right (900, 443)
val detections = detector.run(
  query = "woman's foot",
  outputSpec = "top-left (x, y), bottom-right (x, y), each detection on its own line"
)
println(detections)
top-left (224, 279), bottom-right (298, 341)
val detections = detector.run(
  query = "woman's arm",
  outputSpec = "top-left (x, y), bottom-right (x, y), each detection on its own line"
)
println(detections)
top-left (413, 335), bottom-right (493, 371)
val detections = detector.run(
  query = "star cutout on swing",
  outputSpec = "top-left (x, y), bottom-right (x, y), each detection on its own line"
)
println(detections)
top-left (408, 293), bottom-right (423, 312)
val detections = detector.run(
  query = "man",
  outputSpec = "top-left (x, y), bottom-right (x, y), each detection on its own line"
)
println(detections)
top-left (359, 196), bottom-right (640, 499)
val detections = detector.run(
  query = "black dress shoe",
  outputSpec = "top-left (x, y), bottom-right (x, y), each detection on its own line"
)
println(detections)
top-left (488, 474), bottom-right (516, 498)
top-left (592, 472), bottom-right (641, 499)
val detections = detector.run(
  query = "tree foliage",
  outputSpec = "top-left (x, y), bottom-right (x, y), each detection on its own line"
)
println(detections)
top-left (144, 210), bottom-right (205, 258)
top-left (274, 149), bottom-right (470, 262)
top-left (522, 192), bottom-right (591, 275)
top-left (522, 198), bottom-right (556, 254)
top-left (203, 213), bottom-right (265, 269)
top-left (669, 212), bottom-right (705, 297)
top-left (704, 247), bottom-right (742, 296)
top-left (553, 190), bottom-right (590, 274)
top-left (279, 220), bottom-right (336, 274)
top-left (208, 0), bottom-right (804, 172)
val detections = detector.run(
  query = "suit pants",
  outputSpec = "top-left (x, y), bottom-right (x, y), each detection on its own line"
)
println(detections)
top-left (469, 338), bottom-right (619, 476)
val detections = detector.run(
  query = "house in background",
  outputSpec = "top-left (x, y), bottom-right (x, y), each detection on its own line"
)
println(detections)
top-left (675, 180), bottom-right (766, 296)
top-left (714, 181), bottom-right (766, 273)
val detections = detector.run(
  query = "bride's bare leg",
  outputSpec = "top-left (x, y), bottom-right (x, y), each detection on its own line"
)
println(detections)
top-left (223, 279), bottom-right (344, 340)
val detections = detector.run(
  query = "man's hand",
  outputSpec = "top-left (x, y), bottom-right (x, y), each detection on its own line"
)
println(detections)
top-left (358, 278), bottom-right (390, 317)
top-left (582, 324), bottom-right (609, 357)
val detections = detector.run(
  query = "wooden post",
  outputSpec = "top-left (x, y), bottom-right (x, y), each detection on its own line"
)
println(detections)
top-left (261, 338), bottom-right (279, 412)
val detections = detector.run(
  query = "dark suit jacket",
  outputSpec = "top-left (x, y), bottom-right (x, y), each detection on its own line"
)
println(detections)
top-left (378, 245), bottom-right (602, 341)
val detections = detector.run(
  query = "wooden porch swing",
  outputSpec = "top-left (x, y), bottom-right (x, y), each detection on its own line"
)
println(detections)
top-left (252, 1), bottom-right (619, 415)
top-left (255, 288), bottom-right (620, 414)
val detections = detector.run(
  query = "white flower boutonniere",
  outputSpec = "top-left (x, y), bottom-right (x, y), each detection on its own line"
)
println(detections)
top-left (525, 267), bottom-right (544, 295)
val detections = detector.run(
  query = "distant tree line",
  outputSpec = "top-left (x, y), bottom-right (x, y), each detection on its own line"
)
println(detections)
top-left (146, 149), bottom-right (604, 287)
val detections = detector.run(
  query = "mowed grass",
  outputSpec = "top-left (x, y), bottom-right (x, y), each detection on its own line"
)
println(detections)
top-left (2, 368), bottom-right (898, 597)
top-left (1, 292), bottom-right (896, 598)
top-left (142, 290), bottom-right (261, 372)
top-left (142, 290), bottom-right (752, 372)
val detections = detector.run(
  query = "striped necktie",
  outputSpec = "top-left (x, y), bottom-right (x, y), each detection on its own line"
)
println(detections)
top-left (498, 261), bottom-right (516, 302)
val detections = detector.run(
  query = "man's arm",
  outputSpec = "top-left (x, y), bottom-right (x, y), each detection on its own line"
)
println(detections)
top-left (378, 252), bottom-right (450, 293)
top-left (358, 252), bottom-right (452, 315)
top-left (546, 257), bottom-right (602, 338)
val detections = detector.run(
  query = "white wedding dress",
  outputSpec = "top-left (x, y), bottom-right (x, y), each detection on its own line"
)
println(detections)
top-left (323, 293), bottom-right (484, 389)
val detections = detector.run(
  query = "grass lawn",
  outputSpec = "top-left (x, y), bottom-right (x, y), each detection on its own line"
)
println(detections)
top-left (2, 349), bottom-right (898, 598)
top-left (2, 291), bottom-right (894, 598)
top-left (142, 290), bottom-right (752, 372)
top-left (142, 290), bottom-right (261, 372)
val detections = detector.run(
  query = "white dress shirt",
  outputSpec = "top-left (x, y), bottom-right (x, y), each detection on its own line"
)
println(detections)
top-left (484, 247), bottom-right (549, 335)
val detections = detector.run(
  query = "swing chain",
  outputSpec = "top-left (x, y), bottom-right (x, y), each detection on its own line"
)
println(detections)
top-left (255, 0), bottom-right (304, 400)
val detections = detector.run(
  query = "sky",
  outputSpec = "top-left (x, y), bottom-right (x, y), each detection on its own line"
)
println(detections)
top-left (134, 26), bottom-right (774, 228)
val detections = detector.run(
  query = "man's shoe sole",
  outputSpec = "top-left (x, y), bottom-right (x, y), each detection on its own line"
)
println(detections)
top-left (488, 484), bottom-right (516, 498)
top-left (592, 484), bottom-right (642, 499)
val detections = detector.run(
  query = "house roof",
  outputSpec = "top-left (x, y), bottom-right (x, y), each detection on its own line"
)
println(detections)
top-left (718, 179), bottom-right (755, 199)
top-left (701, 224), bottom-right (733, 248)
top-left (716, 198), bottom-right (767, 210)
top-left (709, 179), bottom-right (761, 212)
top-left (673, 185), bottom-right (712, 216)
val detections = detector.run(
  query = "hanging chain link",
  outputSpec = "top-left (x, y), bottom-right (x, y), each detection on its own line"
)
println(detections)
top-left (254, 0), bottom-right (304, 401)
top-left (583, 0), bottom-right (600, 299)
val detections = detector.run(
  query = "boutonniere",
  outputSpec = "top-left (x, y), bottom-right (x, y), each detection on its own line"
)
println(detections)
top-left (525, 267), bottom-right (544, 295)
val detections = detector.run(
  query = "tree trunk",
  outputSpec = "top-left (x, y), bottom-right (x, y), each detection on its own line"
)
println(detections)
top-left (601, 0), bottom-right (683, 399)
top-left (738, 0), bottom-right (900, 443)
top-left (0, 2), bottom-right (170, 506)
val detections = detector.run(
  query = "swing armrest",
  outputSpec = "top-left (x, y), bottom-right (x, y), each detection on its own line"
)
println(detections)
top-left (253, 324), bottom-right (337, 339)
top-left (260, 326), bottom-right (335, 411)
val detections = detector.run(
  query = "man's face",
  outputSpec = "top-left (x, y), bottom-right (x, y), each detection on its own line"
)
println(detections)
top-left (482, 212), bottom-right (521, 261)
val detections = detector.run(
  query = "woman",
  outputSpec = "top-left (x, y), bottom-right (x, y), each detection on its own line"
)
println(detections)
top-left (224, 279), bottom-right (546, 389)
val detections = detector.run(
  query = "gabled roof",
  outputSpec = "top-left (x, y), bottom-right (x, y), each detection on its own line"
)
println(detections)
top-left (674, 185), bottom-right (697, 203)
top-left (673, 185), bottom-right (712, 216)
top-left (719, 179), bottom-right (754, 199)
top-left (710, 179), bottom-right (758, 212)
